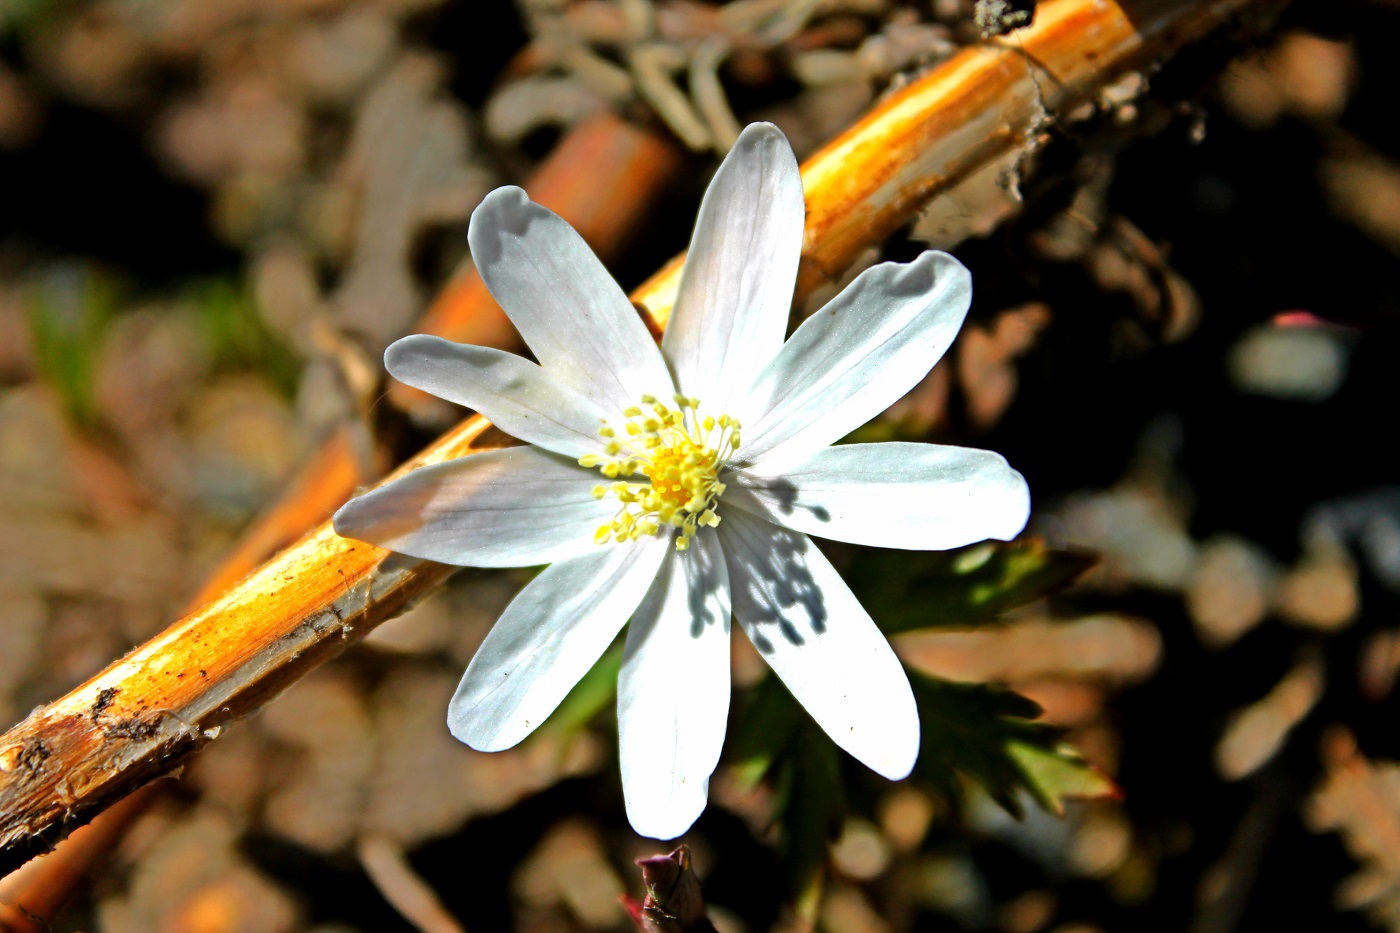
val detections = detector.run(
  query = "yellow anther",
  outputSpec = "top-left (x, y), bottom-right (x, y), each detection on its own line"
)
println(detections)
top-left (581, 393), bottom-right (739, 551)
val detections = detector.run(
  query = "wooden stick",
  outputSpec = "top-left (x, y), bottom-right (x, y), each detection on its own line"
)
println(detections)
top-left (0, 786), bottom-right (156, 931)
top-left (0, 0), bottom-right (1279, 878)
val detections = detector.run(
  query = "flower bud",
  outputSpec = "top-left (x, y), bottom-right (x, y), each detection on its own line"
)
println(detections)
top-left (621, 846), bottom-right (717, 932)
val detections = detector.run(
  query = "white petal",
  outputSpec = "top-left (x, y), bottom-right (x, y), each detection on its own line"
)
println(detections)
top-left (662, 123), bottom-right (804, 415)
top-left (718, 510), bottom-right (919, 779)
top-left (618, 533), bottom-right (732, 839)
top-left (735, 251), bottom-right (971, 468)
top-left (385, 334), bottom-right (611, 458)
top-left (468, 186), bottom-right (674, 410)
top-left (448, 533), bottom-right (669, 751)
top-left (725, 442), bottom-right (1030, 550)
top-left (332, 446), bottom-right (612, 568)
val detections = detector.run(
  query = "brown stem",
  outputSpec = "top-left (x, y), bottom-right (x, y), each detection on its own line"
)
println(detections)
top-left (0, 0), bottom-right (1282, 880)
top-left (0, 785), bottom-right (156, 932)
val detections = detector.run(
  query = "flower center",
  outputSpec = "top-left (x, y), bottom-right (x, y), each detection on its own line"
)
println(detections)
top-left (578, 394), bottom-right (740, 551)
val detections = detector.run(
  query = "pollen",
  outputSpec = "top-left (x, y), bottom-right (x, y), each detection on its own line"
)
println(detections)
top-left (578, 395), bottom-right (740, 550)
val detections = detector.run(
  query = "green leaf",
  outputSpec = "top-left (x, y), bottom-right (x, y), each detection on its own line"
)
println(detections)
top-left (727, 674), bottom-right (804, 790)
top-left (0, 0), bottom-right (63, 35)
top-left (911, 671), bottom-right (1115, 818)
top-left (728, 677), bottom-right (843, 919)
top-left (187, 279), bottom-right (300, 397)
top-left (1005, 740), bottom-right (1118, 816)
top-left (543, 643), bottom-right (623, 738)
top-left (774, 719), bottom-right (844, 923)
top-left (26, 268), bottom-right (120, 427)
top-left (847, 538), bottom-right (1097, 635)
top-left (725, 669), bottom-right (1112, 918)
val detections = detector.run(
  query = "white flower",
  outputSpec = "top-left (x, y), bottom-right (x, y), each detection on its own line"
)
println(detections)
top-left (333, 123), bottom-right (1031, 840)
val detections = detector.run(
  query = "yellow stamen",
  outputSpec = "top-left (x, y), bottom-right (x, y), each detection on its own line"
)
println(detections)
top-left (583, 395), bottom-right (740, 550)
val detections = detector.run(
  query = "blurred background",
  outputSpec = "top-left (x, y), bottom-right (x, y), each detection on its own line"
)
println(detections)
top-left (2, 0), bottom-right (1399, 930)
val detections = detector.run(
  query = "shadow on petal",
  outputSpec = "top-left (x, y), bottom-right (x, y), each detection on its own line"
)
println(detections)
top-left (720, 508), bottom-right (920, 779)
top-left (722, 513), bottom-right (828, 648)
top-left (726, 472), bottom-right (830, 524)
top-left (682, 536), bottom-right (730, 638)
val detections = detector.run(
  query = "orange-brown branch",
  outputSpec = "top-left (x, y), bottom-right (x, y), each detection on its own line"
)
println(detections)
top-left (0, 0), bottom-right (1279, 880)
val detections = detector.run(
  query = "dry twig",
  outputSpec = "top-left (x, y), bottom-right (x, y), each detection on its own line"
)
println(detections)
top-left (357, 834), bottom-right (468, 933)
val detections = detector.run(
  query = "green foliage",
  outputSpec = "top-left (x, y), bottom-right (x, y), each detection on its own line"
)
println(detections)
top-left (1005, 739), bottom-right (1118, 817)
top-left (0, 0), bottom-right (63, 36)
top-left (728, 673), bottom-right (804, 790)
top-left (848, 538), bottom-right (1096, 634)
top-left (730, 669), bottom-right (1113, 916)
top-left (910, 671), bottom-right (1115, 818)
top-left (25, 271), bottom-right (300, 427)
top-left (731, 678), bottom-right (844, 921)
top-left (545, 643), bottom-right (624, 738)
top-left (777, 722), bottom-right (845, 922)
top-left (722, 539), bottom-right (1110, 910)
top-left (185, 279), bottom-right (300, 397)
top-left (26, 267), bottom-right (120, 427)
